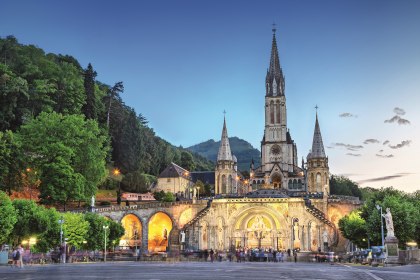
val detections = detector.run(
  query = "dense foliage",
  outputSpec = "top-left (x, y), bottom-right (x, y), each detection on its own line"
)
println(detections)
top-left (0, 35), bottom-right (213, 203)
top-left (338, 187), bottom-right (420, 249)
top-left (330, 175), bottom-right (362, 199)
top-left (0, 192), bottom-right (124, 252)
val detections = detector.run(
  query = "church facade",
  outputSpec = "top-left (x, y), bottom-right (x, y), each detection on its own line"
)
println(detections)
top-left (100, 29), bottom-right (360, 255)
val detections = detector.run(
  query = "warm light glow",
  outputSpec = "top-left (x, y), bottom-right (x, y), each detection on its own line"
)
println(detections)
top-left (184, 171), bottom-right (189, 176)
top-left (113, 168), bottom-right (121, 176)
top-left (148, 212), bottom-right (173, 252)
top-left (250, 172), bottom-right (254, 178)
top-left (120, 214), bottom-right (142, 248)
top-left (26, 168), bottom-right (32, 172)
top-left (406, 241), bottom-right (417, 247)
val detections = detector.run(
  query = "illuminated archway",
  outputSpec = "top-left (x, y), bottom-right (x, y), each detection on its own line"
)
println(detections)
top-left (120, 214), bottom-right (142, 249)
top-left (148, 212), bottom-right (173, 252)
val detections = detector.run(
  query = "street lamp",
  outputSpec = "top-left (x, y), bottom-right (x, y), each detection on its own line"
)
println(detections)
top-left (376, 205), bottom-right (385, 248)
top-left (58, 216), bottom-right (65, 263)
top-left (103, 225), bottom-right (109, 262)
top-left (113, 168), bottom-right (121, 205)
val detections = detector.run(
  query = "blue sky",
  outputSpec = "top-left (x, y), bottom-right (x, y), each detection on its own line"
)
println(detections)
top-left (1, 0), bottom-right (419, 191)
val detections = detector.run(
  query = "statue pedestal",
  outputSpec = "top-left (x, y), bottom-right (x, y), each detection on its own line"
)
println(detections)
top-left (385, 236), bottom-right (400, 266)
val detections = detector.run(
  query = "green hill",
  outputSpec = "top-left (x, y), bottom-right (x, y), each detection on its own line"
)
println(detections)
top-left (187, 137), bottom-right (261, 172)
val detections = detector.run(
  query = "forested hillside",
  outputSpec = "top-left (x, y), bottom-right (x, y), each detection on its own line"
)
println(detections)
top-left (187, 137), bottom-right (261, 172)
top-left (0, 36), bottom-right (213, 205)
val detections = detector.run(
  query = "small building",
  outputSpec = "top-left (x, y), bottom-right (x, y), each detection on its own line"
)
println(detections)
top-left (156, 162), bottom-right (193, 196)
top-left (121, 192), bottom-right (156, 201)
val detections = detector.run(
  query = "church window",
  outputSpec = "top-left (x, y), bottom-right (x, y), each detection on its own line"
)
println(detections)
top-left (293, 179), bottom-right (297, 189)
top-left (222, 175), bottom-right (227, 193)
top-left (276, 102), bottom-right (280, 123)
top-left (273, 79), bottom-right (277, 96)
top-left (288, 180), bottom-right (292, 189)
top-left (270, 102), bottom-right (274, 124)
top-left (298, 179), bottom-right (302, 189)
top-left (316, 173), bottom-right (321, 192)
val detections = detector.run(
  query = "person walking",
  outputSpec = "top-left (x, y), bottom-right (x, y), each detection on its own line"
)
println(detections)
top-left (209, 249), bottom-right (214, 263)
top-left (293, 250), bottom-right (297, 263)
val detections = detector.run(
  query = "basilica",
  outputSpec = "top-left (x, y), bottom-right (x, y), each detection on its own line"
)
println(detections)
top-left (101, 29), bottom-right (360, 256)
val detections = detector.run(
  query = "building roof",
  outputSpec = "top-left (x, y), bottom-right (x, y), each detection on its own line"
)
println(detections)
top-left (190, 171), bottom-right (215, 185)
top-left (217, 117), bottom-right (233, 161)
top-left (158, 162), bottom-right (191, 179)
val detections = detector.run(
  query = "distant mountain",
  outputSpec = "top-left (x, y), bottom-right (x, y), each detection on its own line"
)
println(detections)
top-left (187, 137), bottom-right (261, 172)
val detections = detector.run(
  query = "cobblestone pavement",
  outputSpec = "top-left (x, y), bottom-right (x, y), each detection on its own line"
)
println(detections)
top-left (0, 261), bottom-right (419, 280)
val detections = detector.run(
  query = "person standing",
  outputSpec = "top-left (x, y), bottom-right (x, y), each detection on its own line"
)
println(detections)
top-left (209, 249), bottom-right (214, 263)
top-left (17, 245), bottom-right (24, 268)
top-left (293, 250), bottom-right (297, 263)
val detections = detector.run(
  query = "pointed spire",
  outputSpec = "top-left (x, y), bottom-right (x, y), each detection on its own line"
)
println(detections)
top-left (266, 25), bottom-right (285, 96)
top-left (217, 115), bottom-right (233, 161)
top-left (269, 28), bottom-right (281, 77)
top-left (310, 111), bottom-right (326, 158)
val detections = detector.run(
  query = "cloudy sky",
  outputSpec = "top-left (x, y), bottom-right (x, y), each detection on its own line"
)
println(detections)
top-left (2, 0), bottom-right (419, 192)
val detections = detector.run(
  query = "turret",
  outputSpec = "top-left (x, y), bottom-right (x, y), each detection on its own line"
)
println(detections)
top-left (307, 110), bottom-right (329, 194)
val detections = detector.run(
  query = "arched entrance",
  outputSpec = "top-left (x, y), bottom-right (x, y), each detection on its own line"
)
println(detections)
top-left (231, 207), bottom-right (285, 250)
top-left (120, 214), bottom-right (142, 249)
top-left (148, 212), bottom-right (173, 252)
top-left (271, 173), bottom-right (282, 189)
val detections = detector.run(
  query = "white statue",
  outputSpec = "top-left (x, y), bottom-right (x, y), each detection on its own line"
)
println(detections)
top-left (322, 230), bottom-right (329, 243)
top-left (91, 196), bottom-right (95, 207)
top-left (180, 231), bottom-right (186, 243)
top-left (382, 208), bottom-right (395, 238)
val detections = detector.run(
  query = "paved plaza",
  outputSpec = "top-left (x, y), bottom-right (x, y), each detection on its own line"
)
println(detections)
top-left (1, 262), bottom-right (419, 280)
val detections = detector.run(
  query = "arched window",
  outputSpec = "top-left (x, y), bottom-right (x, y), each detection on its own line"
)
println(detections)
top-left (276, 102), bottom-right (280, 123)
top-left (288, 180), bottom-right (292, 189)
top-left (316, 173), bottom-right (321, 192)
top-left (222, 175), bottom-right (227, 193)
top-left (298, 179), bottom-right (302, 189)
top-left (293, 179), bottom-right (298, 189)
top-left (270, 101), bottom-right (274, 124)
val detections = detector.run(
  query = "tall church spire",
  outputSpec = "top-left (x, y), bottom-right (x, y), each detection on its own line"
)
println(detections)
top-left (217, 116), bottom-right (233, 161)
top-left (310, 112), bottom-right (326, 158)
top-left (266, 25), bottom-right (285, 96)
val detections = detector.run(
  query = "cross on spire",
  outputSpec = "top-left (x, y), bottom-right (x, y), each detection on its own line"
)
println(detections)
top-left (223, 110), bottom-right (226, 117)
top-left (272, 22), bottom-right (276, 33)
top-left (315, 105), bottom-right (319, 113)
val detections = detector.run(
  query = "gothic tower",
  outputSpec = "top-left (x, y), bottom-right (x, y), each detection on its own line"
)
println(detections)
top-left (306, 112), bottom-right (330, 194)
top-left (215, 117), bottom-right (237, 194)
top-left (260, 27), bottom-right (298, 189)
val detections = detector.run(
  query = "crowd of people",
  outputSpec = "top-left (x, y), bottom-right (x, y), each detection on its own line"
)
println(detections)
top-left (194, 247), bottom-right (300, 263)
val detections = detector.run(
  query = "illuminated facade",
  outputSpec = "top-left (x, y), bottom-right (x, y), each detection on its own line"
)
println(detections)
top-left (99, 29), bottom-right (360, 255)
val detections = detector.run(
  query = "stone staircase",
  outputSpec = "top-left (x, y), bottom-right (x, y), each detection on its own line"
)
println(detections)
top-left (182, 199), bottom-right (212, 231)
top-left (305, 202), bottom-right (339, 246)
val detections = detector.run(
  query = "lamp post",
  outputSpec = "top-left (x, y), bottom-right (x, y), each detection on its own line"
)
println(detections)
top-left (113, 168), bottom-right (121, 205)
top-left (376, 205), bottom-right (385, 248)
top-left (58, 216), bottom-right (65, 263)
top-left (103, 225), bottom-right (109, 262)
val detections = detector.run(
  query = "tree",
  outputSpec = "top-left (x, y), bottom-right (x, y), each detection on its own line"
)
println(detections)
top-left (84, 212), bottom-right (109, 250)
top-left (194, 180), bottom-right (204, 197)
top-left (338, 210), bottom-right (368, 248)
top-left (180, 150), bottom-right (195, 171)
top-left (121, 171), bottom-right (156, 193)
top-left (11, 199), bottom-right (45, 245)
top-left (18, 112), bottom-right (109, 209)
top-left (0, 130), bottom-right (24, 195)
top-left (0, 191), bottom-right (17, 244)
top-left (82, 63), bottom-right (97, 119)
top-left (108, 220), bottom-right (125, 249)
top-left (106, 81), bottom-right (124, 128)
top-left (330, 175), bottom-right (362, 199)
top-left (34, 207), bottom-right (60, 252)
top-left (62, 212), bottom-right (89, 249)
top-left (0, 63), bottom-right (29, 130)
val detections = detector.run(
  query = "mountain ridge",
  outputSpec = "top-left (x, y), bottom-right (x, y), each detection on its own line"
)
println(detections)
top-left (187, 136), bottom-right (261, 172)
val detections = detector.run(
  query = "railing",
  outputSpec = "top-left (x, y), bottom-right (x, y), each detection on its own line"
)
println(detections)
top-left (183, 200), bottom-right (212, 230)
top-left (304, 200), bottom-right (339, 246)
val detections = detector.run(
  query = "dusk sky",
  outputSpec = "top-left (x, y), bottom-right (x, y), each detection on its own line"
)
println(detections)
top-left (2, 0), bottom-right (419, 192)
